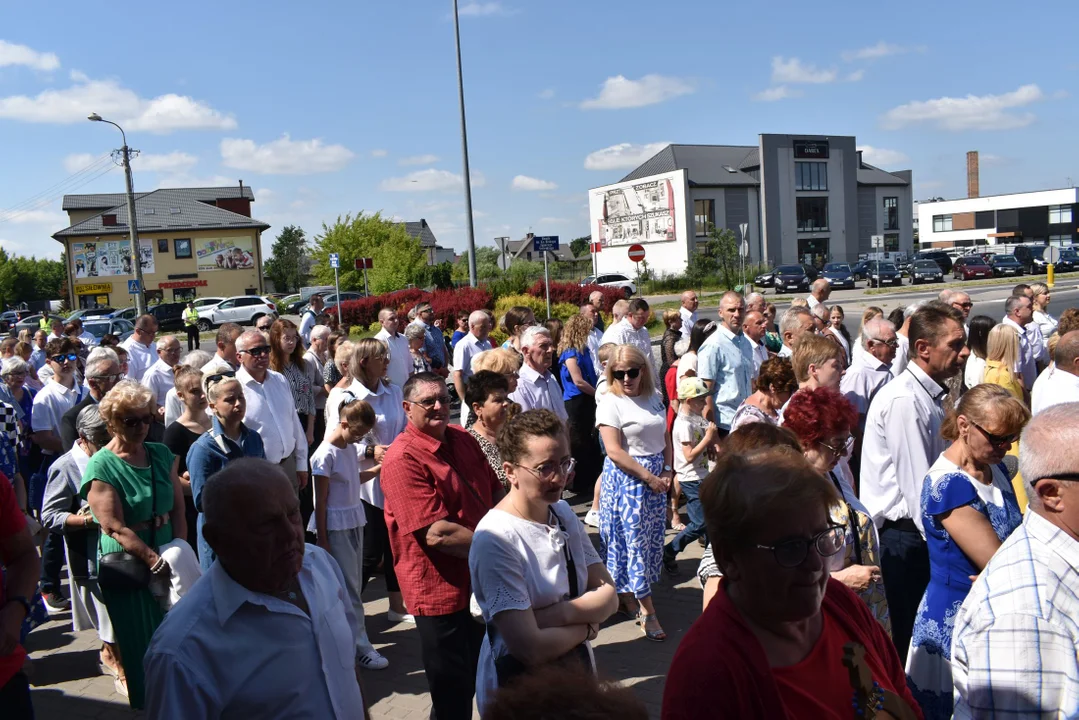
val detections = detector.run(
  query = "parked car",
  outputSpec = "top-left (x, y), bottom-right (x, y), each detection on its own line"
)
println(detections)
top-left (1012, 245), bottom-right (1048, 273)
top-left (0, 310), bottom-right (31, 327)
top-left (910, 250), bottom-right (954, 274)
top-left (276, 294), bottom-right (301, 313)
top-left (192, 297), bottom-right (225, 310)
top-left (581, 273), bottom-right (637, 298)
top-left (196, 295), bottom-right (278, 331)
top-left (81, 318), bottom-right (135, 343)
top-left (147, 303), bottom-right (188, 331)
top-left (908, 260), bottom-right (944, 284)
top-left (772, 264), bottom-right (816, 294)
top-left (107, 307), bottom-right (137, 322)
top-left (849, 261), bottom-right (874, 281)
top-left (14, 314), bottom-right (46, 336)
top-left (300, 291), bottom-right (364, 315)
top-left (65, 308), bottom-right (114, 324)
top-left (952, 255), bottom-right (994, 281)
top-left (868, 262), bottom-right (901, 287)
top-left (821, 263), bottom-right (855, 290)
top-left (753, 269), bottom-right (775, 287)
top-left (989, 254), bottom-right (1024, 277)
top-left (1056, 249), bottom-right (1079, 272)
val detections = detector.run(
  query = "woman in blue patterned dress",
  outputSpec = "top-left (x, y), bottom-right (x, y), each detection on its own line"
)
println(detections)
top-left (596, 344), bottom-right (673, 642)
top-left (906, 384), bottom-right (1030, 718)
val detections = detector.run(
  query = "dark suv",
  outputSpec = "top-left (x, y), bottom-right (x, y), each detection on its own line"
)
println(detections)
top-left (1012, 245), bottom-right (1048, 273)
top-left (910, 250), bottom-right (953, 274)
top-left (147, 302), bottom-right (187, 331)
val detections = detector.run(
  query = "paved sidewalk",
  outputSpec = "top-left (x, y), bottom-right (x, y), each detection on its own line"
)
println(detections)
top-left (25, 494), bottom-right (706, 719)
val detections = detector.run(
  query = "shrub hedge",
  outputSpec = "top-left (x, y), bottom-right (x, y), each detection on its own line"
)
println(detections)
top-left (526, 281), bottom-right (626, 308)
top-left (338, 286), bottom-right (493, 329)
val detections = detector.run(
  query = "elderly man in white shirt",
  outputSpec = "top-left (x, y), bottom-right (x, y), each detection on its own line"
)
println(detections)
top-left (234, 330), bottom-right (308, 493)
top-left (1013, 282), bottom-right (1050, 363)
top-left (600, 298), bottom-right (654, 372)
top-left (678, 290), bottom-right (699, 342)
top-left (860, 301), bottom-right (969, 664)
top-left (1031, 330), bottom-right (1079, 415)
top-left (806, 278), bottom-right (831, 311)
top-left (451, 310), bottom-right (492, 424)
top-left (74, 319), bottom-right (97, 349)
top-left (201, 323), bottom-right (243, 376)
top-left (580, 302), bottom-right (604, 371)
top-left (373, 308), bottom-right (410, 389)
top-left (145, 459), bottom-right (367, 720)
top-left (120, 314), bottom-right (158, 383)
top-left (508, 325), bottom-right (567, 420)
top-left (1002, 294), bottom-right (1039, 388)
top-left (742, 310), bottom-right (770, 380)
top-left (141, 335), bottom-right (182, 413)
top-left (840, 316), bottom-right (896, 432)
top-left (777, 305), bottom-right (815, 359)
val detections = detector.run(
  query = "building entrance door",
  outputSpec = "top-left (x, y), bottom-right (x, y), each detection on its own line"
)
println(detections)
top-left (797, 238), bottom-right (830, 268)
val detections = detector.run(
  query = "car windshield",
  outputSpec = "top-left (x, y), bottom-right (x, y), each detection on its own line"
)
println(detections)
top-left (824, 264), bottom-right (850, 272)
top-left (776, 265), bottom-right (803, 274)
top-left (961, 256), bottom-right (985, 264)
top-left (1027, 247), bottom-right (1046, 258)
top-left (82, 322), bottom-right (111, 338)
top-left (913, 261), bottom-right (939, 269)
top-left (995, 255), bottom-right (1019, 263)
top-left (875, 263), bottom-right (897, 272)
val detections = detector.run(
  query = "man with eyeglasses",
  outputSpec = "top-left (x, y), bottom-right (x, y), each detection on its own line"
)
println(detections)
top-left (121, 314), bottom-right (158, 383)
top-left (952, 403), bottom-right (1079, 718)
top-left (141, 336), bottom-right (182, 418)
top-left (59, 348), bottom-right (122, 450)
top-left (233, 330), bottom-right (308, 495)
top-left (508, 325), bottom-right (567, 421)
top-left (380, 372), bottom-right (503, 720)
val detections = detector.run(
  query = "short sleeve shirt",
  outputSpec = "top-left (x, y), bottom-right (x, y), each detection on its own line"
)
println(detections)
top-left (595, 392), bottom-right (667, 457)
top-left (672, 413), bottom-right (709, 483)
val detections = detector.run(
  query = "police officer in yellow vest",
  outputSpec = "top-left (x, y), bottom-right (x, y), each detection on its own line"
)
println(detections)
top-left (184, 301), bottom-right (200, 351)
top-left (39, 310), bottom-right (51, 330)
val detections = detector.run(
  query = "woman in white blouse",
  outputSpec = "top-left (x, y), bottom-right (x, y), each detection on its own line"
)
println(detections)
top-left (469, 409), bottom-right (617, 714)
top-left (963, 316), bottom-right (995, 390)
top-left (1030, 282), bottom-right (1058, 339)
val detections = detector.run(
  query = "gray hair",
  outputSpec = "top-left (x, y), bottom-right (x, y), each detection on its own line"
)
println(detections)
top-left (181, 349), bottom-right (212, 369)
top-left (519, 324), bottom-right (551, 349)
top-left (407, 306), bottom-right (418, 321)
top-left (861, 317), bottom-right (896, 349)
top-left (234, 330), bottom-right (266, 353)
top-left (904, 299), bottom-right (930, 320)
top-left (1019, 403), bottom-right (1079, 510)
top-left (84, 347), bottom-right (120, 378)
top-left (779, 306), bottom-right (812, 338)
top-left (745, 292), bottom-right (765, 311)
top-left (310, 324), bottom-right (330, 342)
top-left (1005, 295), bottom-right (1029, 316)
top-left (76, 404), bottom-right (111, 447)
top-left (937, 289), bottom-right (954, 304)
top-left (811, 303), bottom-right (830, 322)
top-left (468, 310), bottom-right (489, 328)
top-left (0, 356), bottom-right (29, 377)
top-left (155, 335), bottom-right (178, 351)
top-left (404, 323), bottom-right (426, 342)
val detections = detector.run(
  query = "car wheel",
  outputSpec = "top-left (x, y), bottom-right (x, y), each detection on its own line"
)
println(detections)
top-left (251, 313), bottom-right (265, 326)
top-left (196, 319), bottom-right (212, 332)
top-left (622, 287), bottom-right (633, 299)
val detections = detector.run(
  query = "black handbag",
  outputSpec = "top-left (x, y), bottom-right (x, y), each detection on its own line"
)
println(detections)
top-left (490, 507), bottom-right (594, 686)
top-left (96, 459), bottom-right (158, 592)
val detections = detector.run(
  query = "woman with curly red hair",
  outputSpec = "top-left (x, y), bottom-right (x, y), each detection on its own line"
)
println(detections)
top-left (783, 387), bottom-right (891, 634)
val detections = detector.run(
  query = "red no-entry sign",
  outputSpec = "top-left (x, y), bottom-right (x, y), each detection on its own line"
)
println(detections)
top-left (628, 244), bottom-right (646, 262)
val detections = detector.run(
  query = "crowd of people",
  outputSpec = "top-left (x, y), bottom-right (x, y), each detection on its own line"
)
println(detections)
top-left (1, 279), bottom-right (1078, 719)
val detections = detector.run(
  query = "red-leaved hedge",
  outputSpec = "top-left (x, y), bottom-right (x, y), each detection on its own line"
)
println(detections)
top-left (338, 286), bottom-right (493, 329)
top-left (526, 281), bottom-right (626, 308)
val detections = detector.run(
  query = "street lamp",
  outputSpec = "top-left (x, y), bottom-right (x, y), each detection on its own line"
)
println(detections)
top-left (87, 113), bottom-right (146, 315)
top-left (452, 0), bottom-right (478, 287)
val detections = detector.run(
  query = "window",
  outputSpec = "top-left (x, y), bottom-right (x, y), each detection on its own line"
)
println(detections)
top-left (1049, 205), bottom-right (1073, 224)
top-left (933, 215), bottom-right (953, 232)
top-left (795, 162), bottom-right (827, 191)
top-left (796, 197), bottom-right (829, 232)
top-left (174, 238), bottom-right (192, 259)
top-left (884, 233), bottom-right (899, 251)
top-left (157, 238), bottom-right (168, 253)
top-left (1050, 234), bottom-right (1075, 246)
top-left (172, 288), bottom-right (196, 302)
top-left (883, 197), bottom-right (899, 230)
top-left (694, 199), bottom-right (715, 237)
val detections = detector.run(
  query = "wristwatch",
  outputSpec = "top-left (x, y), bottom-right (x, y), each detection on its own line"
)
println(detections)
top-left (663, 464), bottom-right (673, 474)
top-left (5, 595), bottom-right (31, 620)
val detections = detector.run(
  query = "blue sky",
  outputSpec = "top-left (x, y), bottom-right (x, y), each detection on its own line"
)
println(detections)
top-left (0, 0), bottom-right (1076, 262)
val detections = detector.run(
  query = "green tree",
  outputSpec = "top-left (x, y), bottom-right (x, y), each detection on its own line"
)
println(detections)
top-left (570, 236), bottom-right (591, 260)
top-left (452, 247), bottom-right (502, 285)
top-left (311, 212), bottom-right (427, 294)
top-left (265, 225), bottom-right (309, 293)
top-left (687, 225), bottom-right (739, 289)
top-left (0, 251), bottom-right (67, 309)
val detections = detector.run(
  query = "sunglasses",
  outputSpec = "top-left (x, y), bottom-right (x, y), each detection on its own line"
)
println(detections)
top-left (50, 353), bottom-right (78, 364)
top-left (120, 414), bottom-right (154, 428)
top-left (970, 420), bottom-right (1018, 447)
top-left (612, 367), bottom-right (641, 381)
top-left (409, 394), bottom-right (451, 410)
top-left (205, 371), bottom-right (236, 387)
top-left (241, 345), bottom-right (271, 357)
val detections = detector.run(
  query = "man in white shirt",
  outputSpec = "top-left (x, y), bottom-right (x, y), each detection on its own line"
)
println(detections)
top-left (508, 325), bottom-right (567, 420)
top-left (598, 299), bottom-right (629, 345)
top-left (72, 319), bottom-right (97, 349)
top-left (451, 310), bottom-right (492, 423)
top-left (145, 459), bottom-right (367, 720)
top-left (235, 330), bottom-right (309, 493)
top-left (47, 319), bottom-right (65, 342)
top-left (841, 317), bottom-right (896, 433)
top-left (811, 302), bottom-right (849, 364)
top-left (580, 303), bottom-right (604, 371)
top-left (588, 289), bottom-right (606, 332)
top-left (373, 309), bottom-right (410, 388)
top-left (1002, 294), bottom-right (1039, 389)
top-left (600, 298), bottom-right (654, 373)
top-left (141, 335), bottom-right (182, 414)
top-left (806, 278), bottom-right (831, 311)
top-left (31, 338), bottom-right (85, 458)
top-left (679, 290), bottom-right (699, 342)
top-left (299, 294), bottom-right (324, 347)
top-left (860, 301), bottom-right (969, 664)
top-left (201, 323), bottom-right (244, 375)
top-left (1013, 282), bottom-right (1049, 364)
top-left (777, 306), bottom-right (815, 358)
top-left (890, 300), bottom-right (925, 376)
top-left (121, 314), bottom-right (158, 383)
top-left (1031, 330), bottom-right (1079, 415)
top-left (303, 325), bottom-right (330, 438)
top-left (742, 310), bottom-right (769, 380)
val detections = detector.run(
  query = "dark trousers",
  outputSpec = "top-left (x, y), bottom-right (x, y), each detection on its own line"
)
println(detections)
top-left (0, 671), bottom-right (34, 719)
top-left (299, 412), bottom-right (315, 536)
top-left (665, 480), bottom-right (706, 556)
top-left (185, 325), bottom-right (199, 352)
top-left (37, 453), bottom-right (63, 595)
top-left (879, 520), bottom-right (930, 664)
top-left (362, 501), bottom-right (399, 593)
top-left (565, 394), bottom-right (601, 493)
top-left (414, 609), bottom-right (485, 720)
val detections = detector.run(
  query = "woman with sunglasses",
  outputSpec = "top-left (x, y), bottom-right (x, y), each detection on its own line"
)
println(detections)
top-left (663, 447), bottom-right (919, 720)
top-left (905, 384), bottom-right (1029, 718)
top-left (80, 380), bottom-right (188, 708)
top-left (185, 372), bottom-right (265, 571)
top-left (596, 344), bottom-right (672, 641)
top-left (470, 409), bottom-right (618, 714)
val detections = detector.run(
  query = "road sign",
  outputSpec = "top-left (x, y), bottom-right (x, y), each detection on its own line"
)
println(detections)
top-left (590, 242), bottom-right (602, 253)
top-left (354, 257), bottom-right (373, 270)
top-left (533, 235), bottom-right (559, 252)
top-left (1047, 246), bottom-right (1062, 264)
top-left (627, 244), bottom-right (646, 262)
top-left (329, 253), bottom-right (340, 269)
top-left (739, 241), bottom-right (749, 258)
top-left (871, 235), bottom-right (883, 249)
top-left (127, 279), bottom-right (141, 294)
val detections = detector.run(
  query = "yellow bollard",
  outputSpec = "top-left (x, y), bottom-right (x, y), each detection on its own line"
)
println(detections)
top-left (1048, 263), bottom-right (1055, 288)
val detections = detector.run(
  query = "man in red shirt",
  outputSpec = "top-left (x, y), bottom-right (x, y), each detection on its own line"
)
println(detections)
top-left (0, 475), bottom-right (39, 718)
top-left (381, 372), bottom-right (504, 720)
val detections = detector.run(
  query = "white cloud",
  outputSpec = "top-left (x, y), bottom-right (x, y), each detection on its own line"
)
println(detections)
top-left (881, 84), bottom-right (1044, 131)
top-left (0, 74), bottom-right (236, 133)
top-left (133, 151), bottom-right (198, 173)
top-left (583, 142), bottom-right (669, 171)
top-left (0, 208), bottom-right (66, 226)
top-left (580, 74), bottom-right (694, 110)
top-left (0, 40), bottom-right (60, 71)
top-left (847, 70), bottom-right (866, 82)
top-left (458, 2), bottom-right (512, 16)
top-left (370, 149), bottom-right (388, 158)
top-left (220, 134), bottom-right (354, 174)
top-left (857, 145), bottom-right (909, 167)
top-left (771, 57), bottom-right (837, 84)
top-left (753, 86), bottom-right (802, 102)
top-left (538, 88), bottom-right (555, 100)
top-left (842, 42), bottom-right (923, 62)
top-left (398, 154), bottom-right (439, 166)
top-left (538, 217), bottom-right (566, 225)
top-left (380, 168), bottom-right (486, 192)
top-left (512, 175), bottom-right (557, 191)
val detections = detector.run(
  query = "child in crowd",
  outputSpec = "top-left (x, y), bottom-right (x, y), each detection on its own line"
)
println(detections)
top-left (585, 343), bottom-right (617, 528)
top-left (309, 397), bottom-right (388, 670)
top-left (662, 377), bottom-right (719, 575)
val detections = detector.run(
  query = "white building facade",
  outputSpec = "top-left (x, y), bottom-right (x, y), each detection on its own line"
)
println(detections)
top-left (917, 187), bottom-right (1078, 249)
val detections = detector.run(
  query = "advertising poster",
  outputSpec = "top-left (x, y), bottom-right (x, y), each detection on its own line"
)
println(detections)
top-left (593, 173), bottom-right (680, 247)
top-left (195, 236), bottom-right (256, 271)
top-left (72, 240), bottom-right (154, 278)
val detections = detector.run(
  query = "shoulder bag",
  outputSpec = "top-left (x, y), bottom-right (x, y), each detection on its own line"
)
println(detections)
top-left (96, 453), bottom-right (159, 592)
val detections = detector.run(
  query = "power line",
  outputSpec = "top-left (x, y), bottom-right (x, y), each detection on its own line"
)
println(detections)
top-left (0, 161), bottom-right (119, 226)
top-left (0, 153), bottom-right (116, 220)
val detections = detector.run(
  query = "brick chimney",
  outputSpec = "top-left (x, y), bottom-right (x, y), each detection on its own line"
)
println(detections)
top-left (966, 151), bottom-right (979, 198)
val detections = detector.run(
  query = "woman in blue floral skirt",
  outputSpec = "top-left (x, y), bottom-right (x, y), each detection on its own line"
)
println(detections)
top-left (906, 384), bottom-right (1029, 718)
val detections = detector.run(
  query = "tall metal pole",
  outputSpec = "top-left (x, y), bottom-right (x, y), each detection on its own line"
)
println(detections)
top-left (543, 251), bottom-right (551, 319)
top-left (120, 142), bottom-right (146, 316)
top-left (453, 0), bottom-right (478, 287)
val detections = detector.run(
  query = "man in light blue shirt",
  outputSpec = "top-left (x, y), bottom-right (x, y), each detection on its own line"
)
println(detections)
top-left (410, 302), bottom-right (447, 375)
top-left (697, 291), bottom-right (753, 432)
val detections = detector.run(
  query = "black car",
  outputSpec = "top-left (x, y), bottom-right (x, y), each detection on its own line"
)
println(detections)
top-left (1012, 245), bottom-right (1047, 273)
top-left (850, 260), bottom-right (873, 281)
top-left (821, 263), bottom-right (855, 290)
top-left (147, 302), bottom-right (188, 331)
top-left (868, 262), bottom-right (901, 287)
top-left (754, 269), bottom-right (775, 288)
top-left (1057, 249), bottom-right (1079, 272)
top-left (910, 250), bottom-right (953, 274)
top-left (909, 260), bottom-right (944, 285)
top-left (772, 264), bottom-right (816, 293)
top-left (990, 254), bottom-right (1024, 277)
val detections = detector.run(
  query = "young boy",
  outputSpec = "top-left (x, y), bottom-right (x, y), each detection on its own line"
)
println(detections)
top-left (662, 377), bottom-right (719, 575)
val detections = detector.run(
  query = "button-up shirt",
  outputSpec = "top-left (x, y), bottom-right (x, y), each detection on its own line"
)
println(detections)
top-left (380, 423), bottom-right (502, 616)
top-left (778, 344), bottom-right (793, 359)
top-left (860, 361), bottom-right (947, 535)
top-left (236, 366), bottom-right (307, 466)
top-left (144, 547), bottom-right (365, 720)
top-left (1027, 320), bottom-right (1048, 364)
top-left (77, 330), bottom-right (97, 349)
top-left (840, 351), bottom-right (894, 422)
top-left (374, 328), bottom-right (411, 389)
top-left (121, 336), bottom-right (156, 383)
top-left (29, 346), bottom-right (47, 371)
top-left (451, 332), bottom-right (492, 384)
top-left (697, 325), bottom-right (753, 431)
top-left (1002, 316), bottom-right (1039, 388)
top-left (142, 357), bottom-right (175, 408)
top-left (746, 336), bottom-right (769, 378)
top-left (587, 326), bottom-right (603, 373)
top-left (410, 319), bottom-right (446, 370)
top-left (601, 318), bottom-right (654, 372)
top-left (509, 362), bottom-right (568, 420)
top-left (890, 333), bottom-right (910, 376)
top-left (31, 378), bottom-right (85, 453)
top-left (1031, 365), bottom-right (1079, 415)
top-left (679, 306), bottom-right (697, 342)
top-left (200, 354), bottom-right (235, 376)
top-left (952, 511), bottom-right (1079, 719)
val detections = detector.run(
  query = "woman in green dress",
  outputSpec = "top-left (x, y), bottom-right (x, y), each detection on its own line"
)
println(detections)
top-left (81, 379), bottom-right (186, 708)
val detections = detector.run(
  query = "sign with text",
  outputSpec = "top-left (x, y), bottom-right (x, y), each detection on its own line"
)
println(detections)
top-left (329, 253), bottom-right (340, 269)
top-left (794, 140), bottom-right (830, 159)
top-left (75, 283), bottom-right (113, 295)
top-left (73, 240), bottom-right (154, 278)
top-left (158, 279), bottom-right (208, 290)
top-left (533, 236), bottom-right (559, 252)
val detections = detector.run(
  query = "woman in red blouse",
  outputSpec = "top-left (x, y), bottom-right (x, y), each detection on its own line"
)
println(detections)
top-left (662, 447), bottom-right (922, 720)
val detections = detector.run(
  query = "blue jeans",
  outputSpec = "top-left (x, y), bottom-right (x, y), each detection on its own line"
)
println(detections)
top-left (665, 481), bottom-right (706, 557)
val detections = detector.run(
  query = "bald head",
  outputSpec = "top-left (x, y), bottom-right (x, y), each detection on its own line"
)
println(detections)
top-left (937, 289), bottom-right (954, 304)
top-left (681, 290), bottom-right (699, 312)
top-left (1020, 403), bottom-right (1079, 513)
top-left (743, 310), bottom-right (767, 343)
top-left (588, 290), bottom-right (604, 310)
top-left (811, 278), bottom-right (831, 300)
top-left (1054, 331), bottom-right (1079, 377)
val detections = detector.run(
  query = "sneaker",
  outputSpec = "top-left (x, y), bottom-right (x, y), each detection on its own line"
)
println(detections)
top-left (357, 649), bottom-right (389, 670)
top-left (584, 509), bottom-right (600, 528)
top-left (662, 551), bottom-right (679, 576)
top-left (387, 609), bottom-right (416, 625)
top-left (42, 591), bottom-right (70, 614)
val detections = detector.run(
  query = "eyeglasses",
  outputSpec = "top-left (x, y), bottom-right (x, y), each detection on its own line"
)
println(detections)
top-left (612, 367), bottom-right (641, 381)
top-left (1029, 472), bottom-right (1079, 487)
top-left (409, 394), bottom-right (452, 410)
top-left (756, 524), bottom-right (846, 568)
top-left (514, 457), bottom-right (577, 481)
top-left (120, 414), bottom-right (154, 428)
top-left (241, 345), bottom-right (271, 357)
top-left (89, 372), bottom-right (124, 383)
top-left (50, 353), bottom-right (78, 364)
top-left (818, 436), bottom-right (854, 457)
top-left (970, 420), bottom-right (1019, 448)
top-left (954, 302), bottom-right (973, 309)
top-left (205, 371), bottom-right (236, 387)
top-left (868, 337), bottom-right (899, 348)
